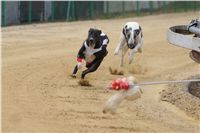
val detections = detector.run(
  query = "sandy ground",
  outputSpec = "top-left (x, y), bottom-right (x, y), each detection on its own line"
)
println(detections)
top-left (2, 12), bottom-right (200, 133)
top-left (161, 75), bottom-right (200, 120)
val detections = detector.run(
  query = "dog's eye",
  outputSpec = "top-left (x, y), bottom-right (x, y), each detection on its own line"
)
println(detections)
top-left (135, 30), bottom-right (140, 35)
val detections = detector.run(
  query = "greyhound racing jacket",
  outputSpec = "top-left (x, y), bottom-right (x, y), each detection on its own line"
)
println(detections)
top-left (77, 33), bottom-right (109, 63)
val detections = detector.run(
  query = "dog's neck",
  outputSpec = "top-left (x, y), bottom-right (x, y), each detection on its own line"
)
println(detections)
top-left (86, 40), bottom-right (101, 48)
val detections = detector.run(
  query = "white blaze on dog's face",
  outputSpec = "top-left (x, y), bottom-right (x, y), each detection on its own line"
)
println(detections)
top-left (125, 26), bottom-right (134, 45)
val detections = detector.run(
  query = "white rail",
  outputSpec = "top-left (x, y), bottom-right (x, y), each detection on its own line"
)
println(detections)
top-left (131, 79), bottom-right (200, 87)
top-left (167, 25), bottom-right (200, 52)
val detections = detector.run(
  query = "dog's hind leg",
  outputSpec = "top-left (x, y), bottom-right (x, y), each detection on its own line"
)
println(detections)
top-left (81, 58), bottom-right (103, 79)
top-left (138, 47), bottom-right (142, 53)
top-left (114, 33), bottom-right (126, 55)
top-left (120, 55), bottom-right (124, 67)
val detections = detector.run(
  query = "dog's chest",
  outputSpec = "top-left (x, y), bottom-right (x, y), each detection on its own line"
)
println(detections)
top-left (83, 42), bottom-right (102, 62)
top-left (84, 42), bottom-right (102, 54)
top-left (83, 47), bottom-right (95, 62)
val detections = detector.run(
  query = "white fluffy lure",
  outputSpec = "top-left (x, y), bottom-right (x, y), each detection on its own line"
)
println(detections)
top-left (103, 76), bottom-right (142, 114)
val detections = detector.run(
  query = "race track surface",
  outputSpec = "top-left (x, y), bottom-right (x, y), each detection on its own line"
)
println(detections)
top-left (2, 12), bottom-right (200, 133)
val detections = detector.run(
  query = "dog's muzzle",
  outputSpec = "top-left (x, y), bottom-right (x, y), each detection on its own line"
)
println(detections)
top-left (89, 37), bottom-right (94, 43)
top-left (128, 43), bottom-right (136, 49)
top-left (89, 37), bottom-right (95, 46)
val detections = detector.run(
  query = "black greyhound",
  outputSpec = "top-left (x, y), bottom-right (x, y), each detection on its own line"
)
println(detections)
top-left (71, 28), bottom-right (109, 79)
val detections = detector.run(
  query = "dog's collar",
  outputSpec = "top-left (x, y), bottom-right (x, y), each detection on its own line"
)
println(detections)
top-left (84, 42), bottom-right (102, 55)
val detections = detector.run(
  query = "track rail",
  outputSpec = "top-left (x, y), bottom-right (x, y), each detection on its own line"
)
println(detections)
top-left (131, 79), bottom-right (200, 87)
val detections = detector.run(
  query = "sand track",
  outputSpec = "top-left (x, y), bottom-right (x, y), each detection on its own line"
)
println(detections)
top-left (2, 12), bottom-right (200, 133)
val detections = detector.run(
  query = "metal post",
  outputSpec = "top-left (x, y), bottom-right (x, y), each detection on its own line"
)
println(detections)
top-left (67, 1), bottom-right (71, 21)
top-left (149, 1), bottom-right (153, 14)
top-left (90, 1), bottom-right (94, 19)
top-left (194, 1), bottom-right (196, 11)
top-left (196, 1), bottom-right (199, 10)
top-left (42, 1), bottom-right (45, 21)
top-left (2, 1), bottom-right (6, 26)
top-left (198, 1), bottom-right (200, 10)
top-left (64, 1), bottom-right (67, 21)
top-left (71, 1), bottom-right (75, 20)
top-left (184, 1), bottom-right (187, 12)
top-left (51, 1), bottom-right (55, 21)
top-left (106, 1), bottom-right (109, 14)
top-left (122, 1), bottom-right (125, 15)
top-left (136, 1), bottom-right (140, 16)
top-left (163, 1), bottom-right (166, 13)
top-left (28, 1), bottom-right (32, 23)
top-left (173, 1), bottom-right (177, 12)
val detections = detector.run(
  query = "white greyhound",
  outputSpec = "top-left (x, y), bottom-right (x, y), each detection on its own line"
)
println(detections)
top-left (114, 22), bottom-right (143, 66)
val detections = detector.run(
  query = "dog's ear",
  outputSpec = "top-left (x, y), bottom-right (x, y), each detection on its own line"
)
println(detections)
top-left (124, 25), bottom-right (128, 33)
top-left (139, 26), bottom-right (142, 31)
top-left (97, 29), bottom-right (102, 35)
top-left (139, 26), bottom-right (143, 37)
top-left (124, 25), bottom-right (132, 34)
top-left (124, 25), bottom-right (127, 29)
top-left (88, 28), bottom-right (93, 33)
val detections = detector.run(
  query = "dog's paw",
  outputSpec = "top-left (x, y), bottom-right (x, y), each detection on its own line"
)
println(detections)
top-left (114, 51), bottom-right (119, 55)
top-left (109, 67), bottom-right (124, 75)
top-left (128, 57), bottom-right (134, 64)
top-left (138, 48), bottom-right (142, 53)
top-left (102, 107), bottom-right (116, 115)
top-left (118, 71), bottom-right (124, 75)
top-left (120, 63), bottom-right (124, 67)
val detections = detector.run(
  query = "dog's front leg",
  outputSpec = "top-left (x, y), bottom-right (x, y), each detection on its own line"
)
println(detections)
top-left (120, 45), bottom-right (129, 67)
top-left (114, 33), bottom-right (126, 55)
top-left (120, 53), bottom-right (124, 67)
top-left (138, 37), bottom-right (143, 53)
top-left (128, 44), bottom-right (141, 64)
top-left (128, 36), bottom-right (143, 64)
top-left (128, 50), bottom-right (136, 64)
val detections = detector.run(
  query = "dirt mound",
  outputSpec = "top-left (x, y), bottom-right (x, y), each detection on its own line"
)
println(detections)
top-left (189, 50), bottom-right (200, 63)
top-left (160, 75), bottom-right (200, 120)
top-left (109, 67), bottom-right (124, 75)
top-left (130, 64), bottom-right (147, 74)
top-left (78, 79), bottom-right (92, 86)
top-left (129, 62), bottom-right (147, 75)
top-left (188, 80), bottom-right (200, 98)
